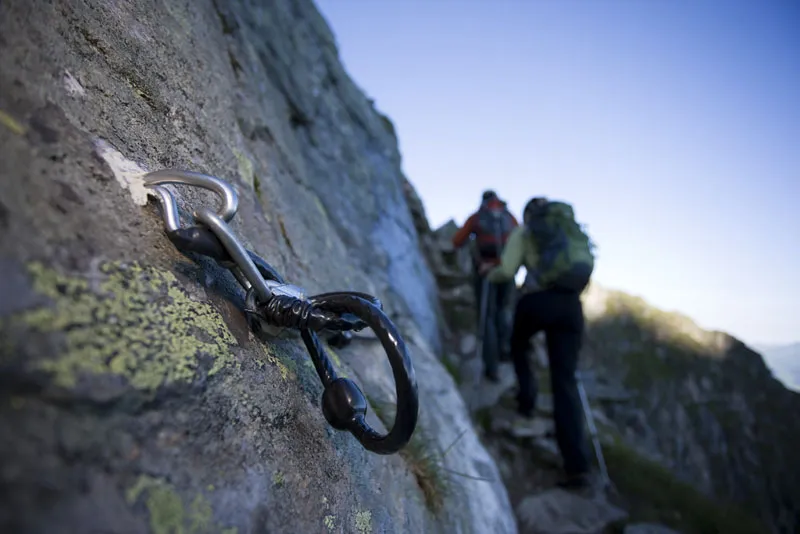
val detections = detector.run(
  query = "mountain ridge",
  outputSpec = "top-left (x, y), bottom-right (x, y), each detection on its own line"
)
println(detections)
top-left (577, 281), bottom-right (800, 533)
top-left (752, 342), bottom-right (800, 392)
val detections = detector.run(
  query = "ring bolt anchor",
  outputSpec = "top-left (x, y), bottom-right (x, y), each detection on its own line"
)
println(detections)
top-left (142, 169), bottom-right (419, 455)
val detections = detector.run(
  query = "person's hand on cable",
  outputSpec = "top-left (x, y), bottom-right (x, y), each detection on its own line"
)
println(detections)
top-left (478, 261), bottom-right (495, 276)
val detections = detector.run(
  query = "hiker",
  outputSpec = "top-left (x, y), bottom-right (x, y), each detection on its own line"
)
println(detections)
top-left (482, 196), bottom-right (596, 489)
top-left (452, 190), bottom-right (519, 381)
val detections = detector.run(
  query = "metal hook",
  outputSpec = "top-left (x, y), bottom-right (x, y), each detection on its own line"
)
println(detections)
top-left (143, 169), bottom-right (239, 232)
top-left (193, 207), bottom-right (273, 303)
top-left (141, 170), bottom-right (270, 301)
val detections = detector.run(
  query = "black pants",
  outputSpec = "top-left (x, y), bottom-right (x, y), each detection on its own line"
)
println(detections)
top-left (473, 273), bottom-right (513, 375)
top-left (510, 288), bottom-right (590, 476)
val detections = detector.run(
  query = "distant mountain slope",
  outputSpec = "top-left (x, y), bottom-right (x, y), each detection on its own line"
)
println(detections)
top-left (580, 283), bottom-right (800, 534)
top-left (753, 343), bottom-right (800, 392)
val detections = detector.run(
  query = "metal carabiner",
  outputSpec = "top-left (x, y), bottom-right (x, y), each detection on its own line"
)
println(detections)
top-left (143, 169), bottom-right (239, 232)
top-left (142, 170), bottom-right (272, 303)
top-left (194, 207), bottom-right (273, 303)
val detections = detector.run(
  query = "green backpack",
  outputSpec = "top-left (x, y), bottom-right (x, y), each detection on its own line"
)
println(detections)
top-left (525, 200), bottom-right (595, 293)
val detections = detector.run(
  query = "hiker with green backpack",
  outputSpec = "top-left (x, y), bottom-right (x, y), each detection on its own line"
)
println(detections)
top-left (482, 196), bottom-right (596, 489)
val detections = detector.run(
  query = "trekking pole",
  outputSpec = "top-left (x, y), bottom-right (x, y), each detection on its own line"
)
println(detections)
top-left (576, 370), bottom-right (614, 492)
top-left (473, 277), bottom-right (491, 384)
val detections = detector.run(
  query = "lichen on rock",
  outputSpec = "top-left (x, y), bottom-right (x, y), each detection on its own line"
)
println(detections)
top-left (12, 261), bottom-right (240, 391)
top-left (126, 475), bottom-right (238, 534)
top-left (353, 510), bottom-right (373, 534)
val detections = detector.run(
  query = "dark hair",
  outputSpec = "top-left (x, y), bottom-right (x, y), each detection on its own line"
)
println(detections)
top-left (482, 190), bottom-right (498, 201)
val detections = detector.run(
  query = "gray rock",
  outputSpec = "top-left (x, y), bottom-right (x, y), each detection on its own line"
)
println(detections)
top-left (486, 407), bottom-right (554, 440)
top-left (624, 523), bottom-right (683, 534)
top-left (515, 488), bottom-right (628, 534)
top-left (532, 437), bottom-right (562, 462)
top-left (584, 382), bottom-right (633, 402)
top-left (461, 363), bottom-right (517, 413)
top-left (536, 393), bottom-right (554, 415)
top-left (508, 418), bottom-right (554, 439)
top-left (460, 334), bottom-right (477, 356)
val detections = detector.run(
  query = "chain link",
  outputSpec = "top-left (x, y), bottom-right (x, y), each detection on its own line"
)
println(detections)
top-left (142, 169), bottom-right (419, 455)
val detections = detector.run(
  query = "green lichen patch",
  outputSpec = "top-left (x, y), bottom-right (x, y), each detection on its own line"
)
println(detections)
top-left (353, 510), bottom-right (372, 534)
top-left (233, 148), bottom-right (254, 189)
top-left (323, 515), bottom-right (336, 531)
top-left (13, 261), bottom-right (240, 391)
top-left (258, 344), bottom-right (292, 381)
top-left (188, 494), bottom-right (214, 532)
top-left (126, 475), bottom-right (237, 534)
top-left (0, 109), bottom-right (26, 135)
top-left (324, 344), bottom-right (348, 379)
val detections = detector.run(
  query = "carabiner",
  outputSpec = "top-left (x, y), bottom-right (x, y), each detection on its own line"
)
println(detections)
top-left (194, 206), bottom-right (273, 303)
top-left (143, 169), bottom-right (239, 233)
top-left (142, 170), bottom-right (272, 302)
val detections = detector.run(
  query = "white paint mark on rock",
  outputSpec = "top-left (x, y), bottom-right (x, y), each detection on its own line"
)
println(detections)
top-left (93, 139), bottom-right (151, 206)
top-left (63, 71), bottom-right (86, 97)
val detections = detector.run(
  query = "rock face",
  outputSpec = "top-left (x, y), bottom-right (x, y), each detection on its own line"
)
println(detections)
top-left (0, 1), bottom-right (516, 533)
top-left (624, 524), bottom-right (682, 534)
top-left (515, 489), bottom-right (628, 534)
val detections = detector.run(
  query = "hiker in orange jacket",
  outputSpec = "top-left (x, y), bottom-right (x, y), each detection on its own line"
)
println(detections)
top-left (452, 190), bottom-right (519, 381)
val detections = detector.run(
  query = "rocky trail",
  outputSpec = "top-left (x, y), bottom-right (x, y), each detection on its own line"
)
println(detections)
top-left (445, 327), bottom-right (662, 534)
top-left (420, 219), bottom-right (785, 534)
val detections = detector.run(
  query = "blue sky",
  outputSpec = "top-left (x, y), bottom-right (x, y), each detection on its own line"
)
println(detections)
top-left (314, 0), bottom-right (800, 346)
